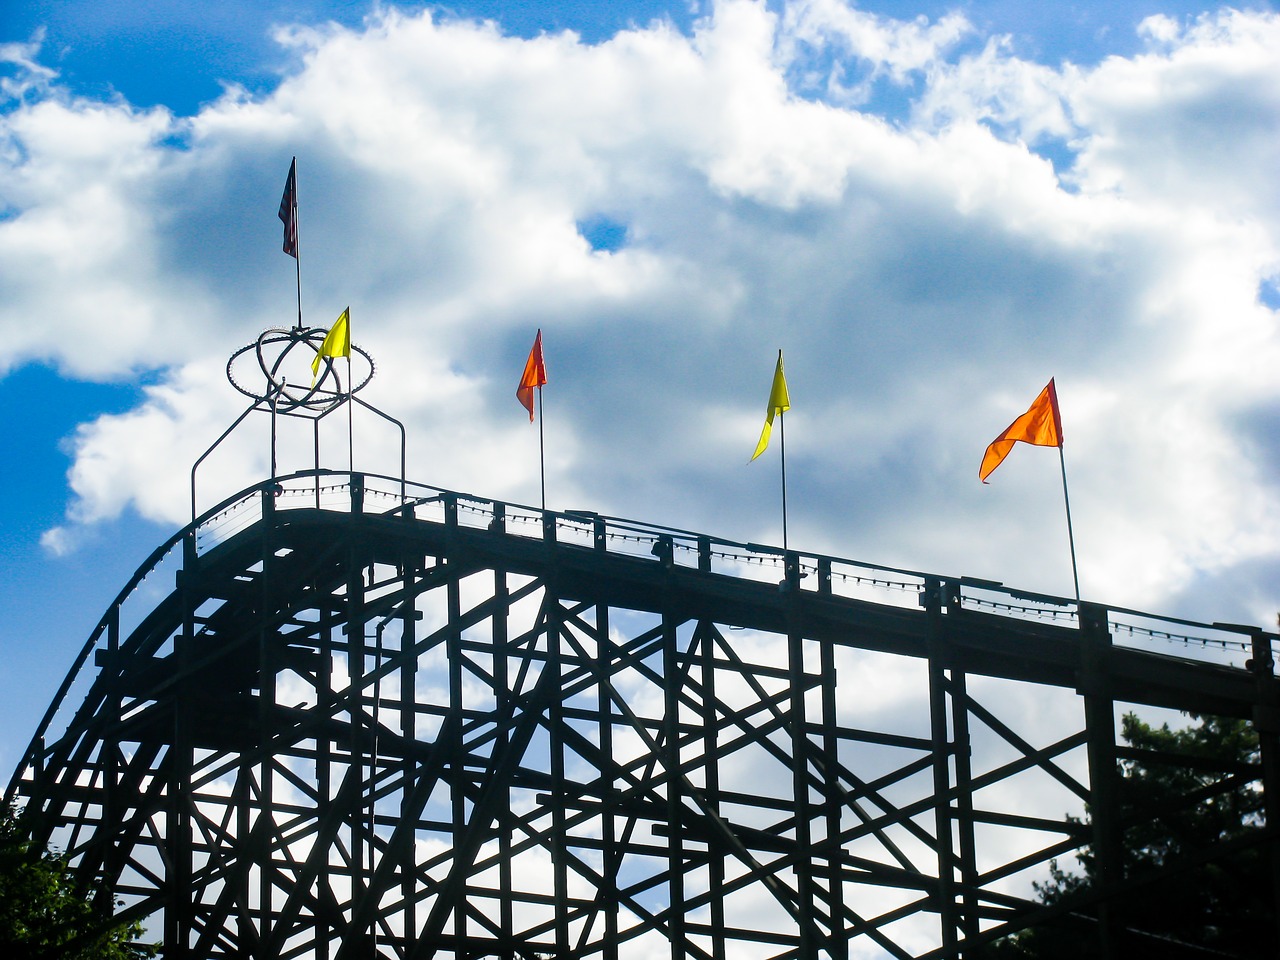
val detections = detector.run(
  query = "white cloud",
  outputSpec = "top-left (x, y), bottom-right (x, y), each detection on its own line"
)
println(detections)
top-left (1, 0), bottom-right (1278, 628)
top-left (0, 33), bottom-right (57, 103)
top-left (60, 360), bottom-right (258, 526)
top-left (913, 35), bottom-right (1077, 143)
top-left (1074, 9), bottom-right (1280, 226)
top-left (780, 0), bottom-right (973, 99)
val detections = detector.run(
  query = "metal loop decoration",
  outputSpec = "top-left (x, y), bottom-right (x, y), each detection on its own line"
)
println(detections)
top-left (226, 326), bottom-right (375, 417)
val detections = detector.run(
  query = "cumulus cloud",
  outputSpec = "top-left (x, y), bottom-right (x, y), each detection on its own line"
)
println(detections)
top-left (2, 0), bottom-right (1279, 626)
top-left (1075, 9), bottom-right (1280, 224)
top-left (0, 34), bottom-right (57, 103)
top-left (779, 0), bottom-right (973, 102)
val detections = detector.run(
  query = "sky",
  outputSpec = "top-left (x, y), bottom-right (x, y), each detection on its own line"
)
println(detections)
top-left (1, 0), bottom-right (1279, 803)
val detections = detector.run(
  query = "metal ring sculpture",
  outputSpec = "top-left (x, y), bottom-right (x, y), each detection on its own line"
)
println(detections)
top-left (226, 326), bottom-right (375, 417)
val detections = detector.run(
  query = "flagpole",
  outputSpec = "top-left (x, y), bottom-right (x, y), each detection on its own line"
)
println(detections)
top-left (538, 385), bottom-right (546, 511)
top-left (293, 239), bottom-right (302, 330)
top-left (270, 382), bottom-right (280, 483)
top-left (1058, 445), bottom-right (1081, 603)
top-left (780, 411), bottom-right (789, 552)
top-left (347, 356), bottom-right (354, 473)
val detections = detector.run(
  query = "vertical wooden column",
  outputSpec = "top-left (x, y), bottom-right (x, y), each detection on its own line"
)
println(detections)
top-left (698, 620), bottom-right (727, 960)
top-left (817, 556), bottom-right (848, 960)
top-left (398, 546), bottom-right (421, 951)
top-left (548, 576), bottom-right (570, 958)
top-left (96, 603), bottom-right (122, 916)
top-left (442, 493), bottom-right (467, 950)
top-left (493, 504), bottom-right (515, 954)
top-left (596, 518), bottom-right (621, 960)
top-left (785, 552), bottom-right (816, 959)
top-left (347, 477), bottom-right (371, 950)
top-left (168, 528), bottom-right (196, 958)
top-left (315, 509), bottom-right (336, 960)
top-left (1249, 631), bottom-right (1280, 953)
top-left (922, 576), bottom-right (959, 954)
top-left (658, 538), bottom-right (686, 959)
top-left (1079, 602), bottom-right (1119, 960)
top-left (949, 667), bottom-right (980, 949)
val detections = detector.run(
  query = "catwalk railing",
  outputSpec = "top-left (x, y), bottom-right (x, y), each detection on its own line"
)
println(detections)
top-left (7, 470), bottom-right (1279, 959)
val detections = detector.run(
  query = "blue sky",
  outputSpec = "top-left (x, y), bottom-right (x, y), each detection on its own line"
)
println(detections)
top-left (9, 1), bottom-right (1258, 116)
top-left (2, 0), bottom-right (1279, 787)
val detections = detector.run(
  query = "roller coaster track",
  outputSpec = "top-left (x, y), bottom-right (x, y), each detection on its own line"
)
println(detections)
top-left (7, 470), bottom-right (1279, 959)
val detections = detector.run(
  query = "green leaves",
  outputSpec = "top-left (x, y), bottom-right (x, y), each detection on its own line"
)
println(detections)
top-left (993, 713), bottom-right (1273, 958)
top-left (0, 805), bottom-right (157, 960)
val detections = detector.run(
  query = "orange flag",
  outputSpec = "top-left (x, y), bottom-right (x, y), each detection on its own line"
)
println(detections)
top-left (516, 329), bottom-right (547, 421)
top-left (979, 379), bottom-right (1062, 483)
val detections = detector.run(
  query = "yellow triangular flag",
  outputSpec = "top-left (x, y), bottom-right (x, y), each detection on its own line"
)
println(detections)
top-left (311, 307), bottom-right (351, 383)
top-left (750, 350), bottom-right (790, 461)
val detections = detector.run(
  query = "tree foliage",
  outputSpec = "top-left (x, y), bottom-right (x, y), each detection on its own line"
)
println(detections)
top-left (0, 805), bottom-right (157, 960)
top-left (991, 713), bottom-right (1276, 959)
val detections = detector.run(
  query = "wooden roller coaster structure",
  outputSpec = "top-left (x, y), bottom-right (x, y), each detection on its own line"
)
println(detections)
top-left (7, 468), bottom-right (1279, 959)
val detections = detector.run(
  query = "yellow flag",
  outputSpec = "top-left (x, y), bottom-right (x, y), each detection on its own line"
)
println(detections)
top-left (311, 307), bottom-right (351, 381)
top-left (750, 350), bottom-right (790, 461)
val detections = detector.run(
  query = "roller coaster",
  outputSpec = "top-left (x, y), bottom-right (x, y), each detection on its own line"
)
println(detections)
top-left (6, 325), bottom-right (1278, 958)
top-left (6, 465), bottom-right (1278, 958)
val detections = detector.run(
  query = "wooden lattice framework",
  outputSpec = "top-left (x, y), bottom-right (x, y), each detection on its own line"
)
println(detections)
top-left (8, 471), bottom-right (1279, 958)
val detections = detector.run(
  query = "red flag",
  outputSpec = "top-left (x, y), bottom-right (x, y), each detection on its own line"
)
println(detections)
top-left (516, 330), bottom-right (547, 421)
top-left (979, 379), bottom-right (1062, 482)
top-left (278, 158), bottom-right (298, 258)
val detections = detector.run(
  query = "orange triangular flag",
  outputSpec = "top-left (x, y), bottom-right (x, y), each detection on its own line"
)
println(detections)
top-left (516, 330), bottom-right (547, 422)
top-left (979, 379), bottom-right (1062, 482)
